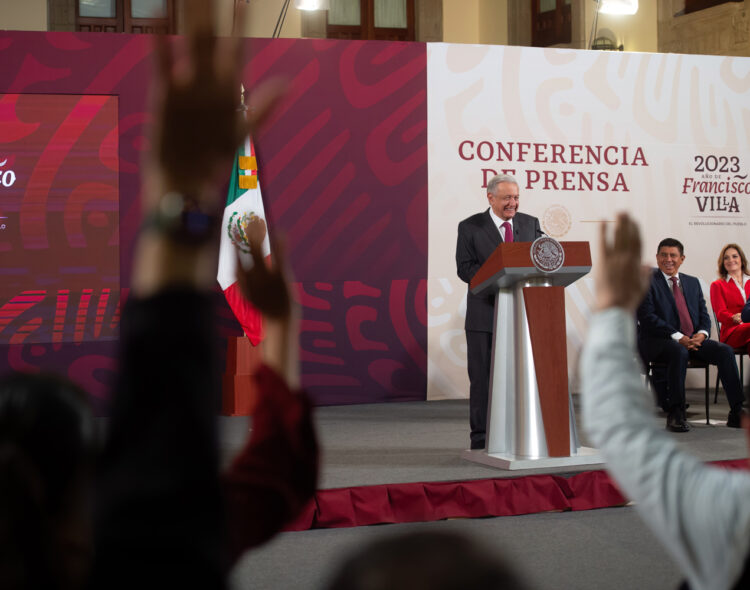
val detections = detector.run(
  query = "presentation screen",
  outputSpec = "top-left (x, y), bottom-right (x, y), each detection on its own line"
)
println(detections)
top-left (0, 93), bottom-right (120, 345)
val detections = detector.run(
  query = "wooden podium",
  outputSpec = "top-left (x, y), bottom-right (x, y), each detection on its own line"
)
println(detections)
top-left (461, 240), bottom-right (602, 470)
top-left (222, 336), bottom-right (261, 416)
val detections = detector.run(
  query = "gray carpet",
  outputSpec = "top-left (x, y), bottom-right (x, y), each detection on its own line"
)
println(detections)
top-left (219, 387), bottom-right (748, 488)
top-left (230, 508), bottom-right (681, 590)
top-left (220, 387), bottom-right (747, 589)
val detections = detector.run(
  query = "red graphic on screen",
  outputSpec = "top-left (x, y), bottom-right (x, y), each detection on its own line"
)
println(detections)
top-left (0, 93), bottom-right (120, 346)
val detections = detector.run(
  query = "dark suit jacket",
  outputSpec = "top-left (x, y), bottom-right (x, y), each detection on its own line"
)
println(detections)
top-left (637, 268), bottom-right (711, 345)
top-left (742, 294), bottom-right (750, 324)
top-left (456, 209), bottom-right (542, 332)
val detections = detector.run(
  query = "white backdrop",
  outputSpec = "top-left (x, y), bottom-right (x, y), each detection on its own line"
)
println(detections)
top-left (427, 43), bottom-right (750, 400)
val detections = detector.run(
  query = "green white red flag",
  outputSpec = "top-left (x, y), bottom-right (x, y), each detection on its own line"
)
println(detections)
top-left (217, 136), bottom-right (270, 345)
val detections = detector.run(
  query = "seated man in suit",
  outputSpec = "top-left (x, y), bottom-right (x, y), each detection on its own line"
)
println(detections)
top-left (637, 237), bottom-right (745, 432)
top-left (455, 173), bottom-right (542, 450)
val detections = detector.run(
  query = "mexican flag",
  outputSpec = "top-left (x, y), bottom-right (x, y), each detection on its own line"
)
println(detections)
top-left (217, 136), bottom-right (270, 346)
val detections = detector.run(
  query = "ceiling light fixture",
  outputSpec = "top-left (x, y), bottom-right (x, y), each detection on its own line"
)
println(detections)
top-left (598, 0), bottom-right (638, 15)
top-left (294, 0), bottom-right (330, 10)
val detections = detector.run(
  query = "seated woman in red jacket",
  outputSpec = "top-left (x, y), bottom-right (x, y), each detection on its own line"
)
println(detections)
top-left (709, 243), bottom-right (750, 351)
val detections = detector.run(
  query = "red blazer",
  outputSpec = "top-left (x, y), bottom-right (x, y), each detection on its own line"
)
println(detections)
top-left (709, 277), bottom-right (750, 342)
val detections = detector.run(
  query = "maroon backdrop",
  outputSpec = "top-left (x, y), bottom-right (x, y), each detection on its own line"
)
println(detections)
top-left (0, 32), bottom-right (427, 410)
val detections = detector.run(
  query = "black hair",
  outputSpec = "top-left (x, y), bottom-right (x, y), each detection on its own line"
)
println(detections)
top-left (0, 372), bottom-right (94, 590)
top-left (325, 530), bottom-right (527, 590)
top-left (657, 238), bottom-right (684, 256)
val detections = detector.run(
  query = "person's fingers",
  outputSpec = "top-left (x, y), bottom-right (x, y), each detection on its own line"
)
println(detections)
top-left (154, 32), bottom-right (173, 82)
top-left (599, 219), bottom-right (610, 260)
top-left (246, 217), bottom-right (266, 250)
top-left (232, 37), bottom-right (245, 92)
top-left (611, 213), bottom-right (624, 253)
top-left (268, 233), bottom-right (288, 275)
top-left (215, 34), bottom-right (243, 87)
top-left (613, 212), bottom-right (634, 254)
top-left (191, 33), bottom-right (216, 79)
top-left (248, 230), bottom-right (266, 269)
top-left (185, 0), bottom-right (216, 75)
top-left (623, 214), bottom-right (641, 259)
top-left (232, 0), bottom-right (248, 38)
top-left (184, 0), bottom-right (214, 37)
top-left (244, 77), bottom-right (289, 133)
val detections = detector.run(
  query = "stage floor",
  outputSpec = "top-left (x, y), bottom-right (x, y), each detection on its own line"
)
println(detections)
top-left (224, 386), bottom-right (748, 590)
top-left (218, 386), bottom-right (749, 490)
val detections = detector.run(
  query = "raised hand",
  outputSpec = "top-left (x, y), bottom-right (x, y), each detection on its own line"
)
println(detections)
top-left (148, 0), bottom-right (285, 206)
top-left (596, 213), bottom-right (650, 312)
top-left (132, 0), bottom-right (287, 297)
top-left (234, 223), bottom-right (292, 321)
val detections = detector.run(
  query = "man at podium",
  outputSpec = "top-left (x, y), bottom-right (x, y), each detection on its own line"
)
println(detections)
top-left (455, 174), bottom-right (543, 450)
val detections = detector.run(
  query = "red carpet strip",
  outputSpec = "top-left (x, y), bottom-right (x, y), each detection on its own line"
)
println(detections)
top-left (285, 459), bottom-right (749, 532)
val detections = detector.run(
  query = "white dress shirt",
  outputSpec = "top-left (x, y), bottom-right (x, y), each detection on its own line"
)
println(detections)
top-left (488, 208), bottom-right (513, 240)
top-left (726, 274), bottom-right (750, 299)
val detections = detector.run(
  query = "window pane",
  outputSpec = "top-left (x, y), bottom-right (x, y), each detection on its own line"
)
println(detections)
top-left (131, 0), bottom-right (167, 18)
top-left (79, 0), bottom-right (116, 18)
top-left (539, 0), bottom-right (556, 12)
top-left (328, 0), bottom-right (360, 25)
top-left (374, 0), bottom-right (406, 28)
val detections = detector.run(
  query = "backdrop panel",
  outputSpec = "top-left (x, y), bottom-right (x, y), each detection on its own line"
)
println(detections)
top-left (249, 39), bottom-right (428, 404)
top-left (0, 32), bottom-right (427, 408)
top-left (295, 279), bottom-right (426, 405)
top-left (0, 33), bottom-right (154, 411)
top-left (427, 43), bottom-right (750, 400)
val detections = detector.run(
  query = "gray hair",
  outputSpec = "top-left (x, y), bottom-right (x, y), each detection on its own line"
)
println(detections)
top-left (487, 174), bottom-right (518, 195)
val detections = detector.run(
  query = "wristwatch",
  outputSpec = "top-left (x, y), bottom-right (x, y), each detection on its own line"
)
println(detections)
top-left (143, 192), bottom-right (220, 245)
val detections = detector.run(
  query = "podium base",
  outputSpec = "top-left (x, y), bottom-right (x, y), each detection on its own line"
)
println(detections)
top-left (222, 336), bottom-right (261, 416)
top-left (460, 446), bottom-right (602, 471)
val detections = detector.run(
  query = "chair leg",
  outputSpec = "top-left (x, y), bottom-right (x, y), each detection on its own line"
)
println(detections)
top-left (645, 366), bottom-right (655, 404)
top-left (741, 356), bottom-right (745, 402)
top-left (705, 367), bottom-right (710, 425)
top-left (714, 371), bottom-right (720, 404)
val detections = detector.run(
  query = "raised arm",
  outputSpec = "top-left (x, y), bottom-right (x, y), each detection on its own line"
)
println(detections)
top-left (582, 214), bottom-right (750, 590)
top-left (223, 215), bottom-right (317, 564)
top-left (93, 1), bottom-right (285, 587)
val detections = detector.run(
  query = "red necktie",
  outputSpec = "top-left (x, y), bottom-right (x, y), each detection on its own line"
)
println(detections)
top-left (670, 276), bottom-right (694, 336)
top-left (502, 221), bottom-right (513, 243)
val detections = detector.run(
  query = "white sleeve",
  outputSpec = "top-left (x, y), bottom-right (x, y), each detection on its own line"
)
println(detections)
top-left (581, 308), bottom-right (750, 590)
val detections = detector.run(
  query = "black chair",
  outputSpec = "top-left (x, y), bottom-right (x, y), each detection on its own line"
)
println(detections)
top-left (712, 312), bottom-right (747, 404)
top-left (645, 359), bottom-right (711, 425)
